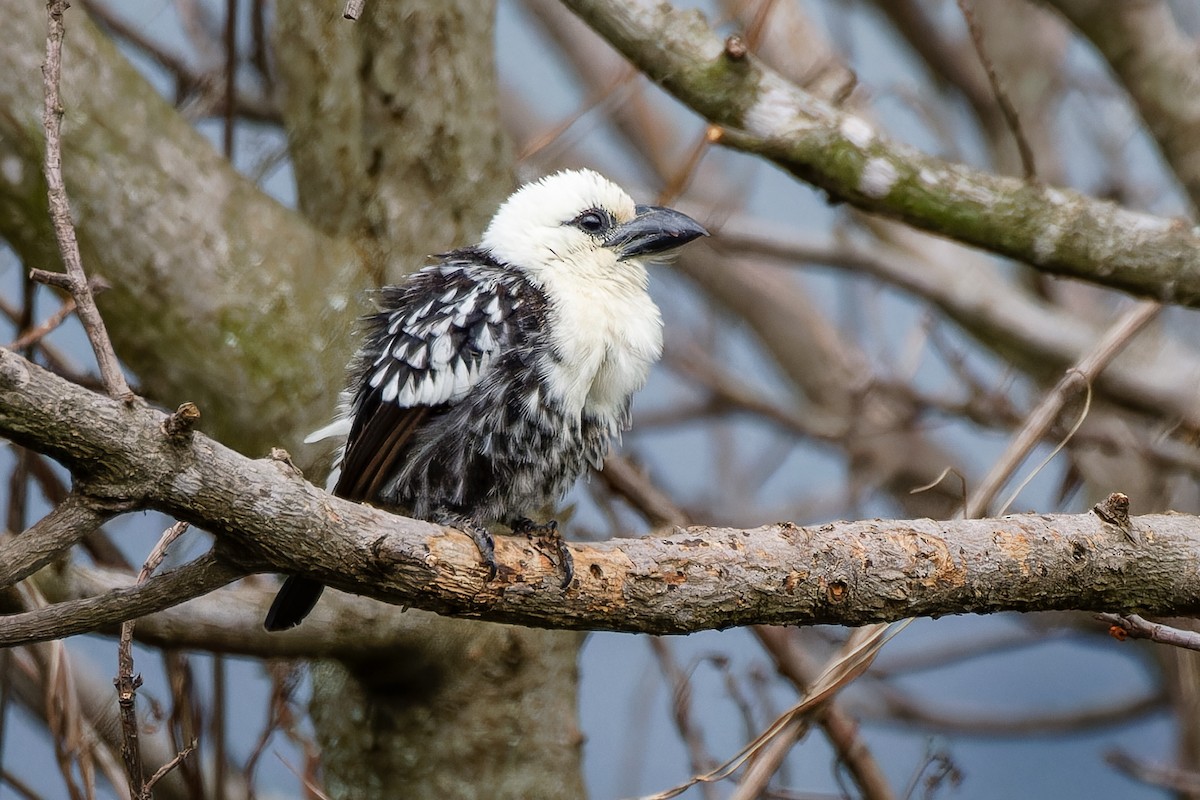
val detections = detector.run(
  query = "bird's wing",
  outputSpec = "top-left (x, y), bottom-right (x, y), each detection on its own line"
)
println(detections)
top-left (333, 256), bottom-right (531, 503)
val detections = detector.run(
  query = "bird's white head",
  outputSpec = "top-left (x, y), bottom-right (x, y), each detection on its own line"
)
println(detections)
top-left (481, 169), bottom-right (707, 288)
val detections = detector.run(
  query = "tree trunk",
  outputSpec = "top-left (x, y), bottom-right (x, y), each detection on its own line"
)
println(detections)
top-left (271, 2), bottom-right (586, 795)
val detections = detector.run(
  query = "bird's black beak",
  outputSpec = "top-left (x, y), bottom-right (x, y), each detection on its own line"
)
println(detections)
top-left (605, 204), bottom-right (709, 260)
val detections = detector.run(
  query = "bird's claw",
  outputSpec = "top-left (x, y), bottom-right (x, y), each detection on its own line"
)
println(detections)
top-left (467, 523), bottom-right (499, 581)
top-left (513, 518), bottom-right (574, 589)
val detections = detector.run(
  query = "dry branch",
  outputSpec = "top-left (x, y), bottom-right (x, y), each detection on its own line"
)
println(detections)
top-left (2, 551), bottom-right (246, 647)
top-left (560, 0), bottom-right (1200, 306)
top-left (41, 0), bottom-right (130, 399)
top-left (115, 520), bottom-right (192, 799)
top-left (3, 347), bottom-right (1200, 644)
top-left (1099, 613), bottom-right (1200, 653)
top-left (0, 493), bottom-right (112, 588)
top-left (964, 300), bottom-right (1161, 517)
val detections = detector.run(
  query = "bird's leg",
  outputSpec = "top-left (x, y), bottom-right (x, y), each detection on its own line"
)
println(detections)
top-left (441, 513), bottom-right (498, 581)
top-left (512, 517), bottom-right (574, 589)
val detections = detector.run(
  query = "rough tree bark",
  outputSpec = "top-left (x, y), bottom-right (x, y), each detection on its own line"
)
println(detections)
top-left (4, 349), bottom-right (1200, 647)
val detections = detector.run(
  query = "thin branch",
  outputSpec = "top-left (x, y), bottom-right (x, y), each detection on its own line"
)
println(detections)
top-left (116, 521), bottom-right (190, 799)
top-left (1, 550), bottom-right (246, 647)
top-left (1106, 750), bottom-right (1200, 795)
top-left (1098, 613), bottom-right (1200, 653)
top-left (1046, 0), bottom-right (1200, 211)
top-left (560, 0), bottom-right (1200, 306)
top-left (211, 655), bottom-right (226, 798)
top-left (0, 493), bottom-right (113, 589)
top-left (41, 0), bottom-right (130, 399)
top-left (953, 0), bottom-right (1036, 179)
top-left (875, 685), bottom-right (1164, 736)
top-left (142, 740), bottom-right (196, 796)
top-left (649, 638), bottom-right (720, 800)
top-left (78, 0), bottom-right (278, 124)
top-left (222, 0), bottom-right (236, 159)
top-left (7, 295), bottom-right (77, 351)
top-left (0, 769), bottom-right (45, 800)
top-left (113, 663), bottom-right (145, 796)
top-left (728, 716), bottom-right (807, 800)
top-left (964, 300), bottom-right (1160, 518)
top-left (4, 597), bottom-right (244, 800)
top-left (755, 627), bottom-right (896, 800)
top-left (642, 624), bottom-right (906, 800)
top-left (715, 219), bottom-right (1200, 432)
top-left (605, 453), bottom-right (896, 800)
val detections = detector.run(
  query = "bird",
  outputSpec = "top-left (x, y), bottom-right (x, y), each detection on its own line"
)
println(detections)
top-left (263, 169), bottom-right (708, 631)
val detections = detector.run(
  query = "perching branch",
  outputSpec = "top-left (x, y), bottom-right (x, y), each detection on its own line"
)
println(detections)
top-left (559, 0), bottom-right (1200, 306)
top-left (4, 345), bottom-right (1200, 645)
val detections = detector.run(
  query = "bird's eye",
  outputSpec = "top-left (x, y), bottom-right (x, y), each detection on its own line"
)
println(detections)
top-left (573, 209), bottom-right (610, 235)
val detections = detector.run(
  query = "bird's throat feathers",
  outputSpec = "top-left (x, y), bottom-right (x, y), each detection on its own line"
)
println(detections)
top-left (535, 262), bottom-right (664, 424)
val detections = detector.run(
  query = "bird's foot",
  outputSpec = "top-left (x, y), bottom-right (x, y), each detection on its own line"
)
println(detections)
top-left (468, 522), bottom-right (499, 581)
top-left (512, 517), bottom-right (574, 589)
top-left (442, 515), bottom-right (498, 581)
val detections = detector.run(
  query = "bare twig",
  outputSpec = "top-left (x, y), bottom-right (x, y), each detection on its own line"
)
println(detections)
top-left (964, 301), bottom-right (1160, 518)
top-left (0, 297), bottom-right (94, 388)
top-left (142, 740), bottom-right (196, 796)
top-left (1106, 749), bottom-right (1200, 794)
top-left (0, 652), bottom-right (10, 794)
top-left (113, 663), bottom-right (145, 795)
top-left (222, 0), bottom-right (236, 159)
top-left (243, 661), bottom-right (303, 784)
top-left (7, 296), bottom-right (76, 351)
top-left (901, 743), bottom-right (962, 800)
top-left (953, 0), bottom-right (1036, 179)
top-left (876, 684), bottom-right (1163, 735)
top-left (0, 768), bottom-right (46, 800)
top-left (1099, 613), bottom-right (1200, 652)
top-left (249, 0), bottom-right (272, 87)
top-left (41, 0), bottom-right (130, 398)
top-left (754, 627), bottom-right (897, 800)
top-left (648, 638), bottom-right (720, 800)
top-left (211, 655), bottom-right (226, 797)
top-left (602, 454), bottom-right (896, 800)
top-left (275, 752), bottom-right (333, 800)
top-left (116, 521), bottom-right (191, 799)
top-left (728, 715), bottom-right (807, 800)
top-left (41, 629), bottom-right (91, 800)
top-left (641, 624), bottom-right (908, 800)
top-left (79, 0), bottom-right (278, 124)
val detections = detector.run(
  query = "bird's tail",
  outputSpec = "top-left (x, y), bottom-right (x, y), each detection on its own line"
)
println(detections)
top-left (264, 575), bottom-right (326, 631)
